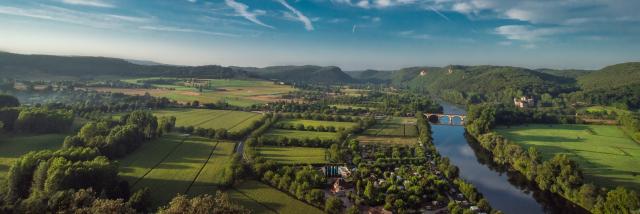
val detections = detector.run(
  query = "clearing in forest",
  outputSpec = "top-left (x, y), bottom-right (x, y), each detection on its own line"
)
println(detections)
top-left (496, 124), bottom-right (640, 190)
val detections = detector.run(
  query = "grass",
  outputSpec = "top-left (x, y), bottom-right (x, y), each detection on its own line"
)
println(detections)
top-left (496, 124), bottom-right (640, 190)
top-left (230, 180), bottom-right (323, 214)
top-left (363, 117), bottom-right (417, 137)
top-left (189, 142), bottom-right (236, 191)
top-left (257, 146), bottom-right (327, 164)
top-left (0, 134), bottom-right (66, 180)
top-left (263, 129), bottom-right (338, 140)
top-left (119, 134), bottom-right (234, 208)
top-left (356, 135), bottom-right (417, 145)
top-left (89, 78), bottom-right (294, 107)
top-left (278, 119), bottom-right (356, 129)
top-left (151, 109), bottom-right (264, 133)
top-left (329, 104), bottom-right (376, 110)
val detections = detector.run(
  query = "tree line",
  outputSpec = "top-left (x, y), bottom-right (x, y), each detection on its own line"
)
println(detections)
top-left (465, 103), bottom-right (640, 213)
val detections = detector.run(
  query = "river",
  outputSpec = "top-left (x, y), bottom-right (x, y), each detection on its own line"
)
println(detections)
top-left (430, 102), bottom-right (585, 214)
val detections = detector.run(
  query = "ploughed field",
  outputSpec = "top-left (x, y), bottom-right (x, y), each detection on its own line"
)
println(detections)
top-left (229, 180), bottom-right (324, 214)
top-left (357, 117), bottom-right (418, 145)
top-left (83, 78), bottom-right (294, 107)
top-left (257, 146), bottom-right (327, 164)
top-left (152, 109), bottom-right (264, 133)
top-left (496, 124), bottom-right (640, 190)
top-left (263, 129), bottom-right (339, 140)
top-left (117, 134), bottom-right (319, 213)
top-left (0, 134), bottom-right (66, 180)
top-left (118, 134), bottom-right (236, 208)
top-left (277, 118), bottom-right (357, 130)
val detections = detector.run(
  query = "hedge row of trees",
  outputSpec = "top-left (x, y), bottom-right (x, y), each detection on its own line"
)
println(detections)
top-left (466, 104), bottom-right (640, 213)
top-left (0, 95), bottom-right (74, 133)
top-left (618, 112), bottom-right (640, 142)
top-left (62, 111), bottom-right (174, 158)
top-left (261, 166), bottom-right (326, 207)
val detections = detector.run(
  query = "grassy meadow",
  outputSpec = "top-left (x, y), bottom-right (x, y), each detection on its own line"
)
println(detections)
top-left (118, 134), bottom-right (236, 208)
top-left (257, 146), bottom-right (327, 164)
top-left (0, 134), bottom-right (66, 180)
top-left (356, 135), bottom-right (417, 145)
top-left (230, 180), bottom-right (323, 214)
top-left (363, 117), bottom-right (417, 137)
top-left (263, 129), bottom-right (338, 140)
top-left (277, 118), bottom-right (356, 129)
top-left (496, 124), bottom-right (640, 190)
top-left (152, 108), bottom-right (263, 132)
top-left (89, 78), bottom-right (294, 107)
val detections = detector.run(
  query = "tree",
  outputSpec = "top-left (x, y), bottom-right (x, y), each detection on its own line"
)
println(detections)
top-left (346, 205), bottom-right (360, 214)
top-left (325, 196), bottom-right (343, 214)
top-left (127, 188), bottom-right (151, 213)
top-left (592, 187), bottom-right (640, 214)
top-left (158, 192), bottom-right (250, 214)
top-left (364, 181), bottom-right (375, 201)
top-left (0, 94), bottom-right (19, 108)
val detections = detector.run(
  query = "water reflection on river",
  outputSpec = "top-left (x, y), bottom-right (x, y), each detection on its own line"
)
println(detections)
top-left (431, 103), bottom-right (549, 214)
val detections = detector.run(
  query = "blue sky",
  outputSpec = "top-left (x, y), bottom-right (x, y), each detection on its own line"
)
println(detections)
top-left (0, 0), bottom-right (639, 70)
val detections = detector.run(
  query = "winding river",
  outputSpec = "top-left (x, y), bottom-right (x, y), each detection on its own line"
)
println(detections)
top-left (431, 102), bottom-right (585, 214)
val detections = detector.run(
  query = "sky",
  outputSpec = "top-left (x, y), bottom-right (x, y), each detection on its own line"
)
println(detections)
top-left (0, 0), bottom-right (639, 70)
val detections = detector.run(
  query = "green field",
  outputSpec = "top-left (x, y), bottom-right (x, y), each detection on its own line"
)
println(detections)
top-left (257, 146), bottom-right (327, 164)
top-left (230, 180), bottom-right (323, 214)
top-left (496, 124), bottom-right (640, 190)
top-left (118, 134), bottom-right (236, 208)
top-left (278, 118), bottom-right (356, 129)
top-left (0, 134), bottom-right (66, 180)
top-left (152, 109), bottom-right (264, 133)
top-left (329, 104), bottom-right (376, 110)
top-left (264, 129), bottom-right (338, 140)
top-left (97, 78), bottom-right (295, 107)
top-left (363, 117), bottom-right (417, 137)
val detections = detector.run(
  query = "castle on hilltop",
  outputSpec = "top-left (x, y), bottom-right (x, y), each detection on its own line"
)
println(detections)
top-left (514, 96), bottom-right (535, 108)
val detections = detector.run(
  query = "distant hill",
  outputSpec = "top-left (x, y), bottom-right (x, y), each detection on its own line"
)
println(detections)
top-left (247, 65), bottom-right (355, 84)
top-left (400, 65), bottom-right (578, 104)
top-left (0, 52), bottom-right (250, 80)
top-left (578, 62), bottom-right (640, 91)
top-left (536, 68), bottom-right (593, 78)
top-left (346, 69), bottom-right (393, 84)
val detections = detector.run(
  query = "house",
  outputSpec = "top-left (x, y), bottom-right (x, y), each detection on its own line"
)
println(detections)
top-left (331, 178), bottom-right (353, 196)
top-left (514, 96), bottom-right (535, 108)
top-left (420, 70), bottom-right (428, 76)
top-left (338, 166), bottom-right (351, 178)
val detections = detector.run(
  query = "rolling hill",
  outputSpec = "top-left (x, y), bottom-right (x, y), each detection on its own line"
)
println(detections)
top-left (578, 62), bottom-right (640, 91)
top-left (246, 65), bottom-right (355, 84)
top-left (0, 52), bottom-right (250, 80)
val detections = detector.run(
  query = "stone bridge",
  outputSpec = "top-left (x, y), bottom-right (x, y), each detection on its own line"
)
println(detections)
top-left (424, 113), bottom-right (466, 126)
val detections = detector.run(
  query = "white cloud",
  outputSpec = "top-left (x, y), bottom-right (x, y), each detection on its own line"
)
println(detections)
top-left (331, 0), bottom-right (416, 9)
top-left (0, 5), bottom-right (149, 28)
top-left (277, 0), bottom-right (314, 31)
top-left (225, 0), bottom-right (274, 29)
top-left (495, 25), bottom-right (569, 42)
top-left (139, 25), bottom-right (239, 37)
top-left (398, 30), bottom-right (431, 40)
top-left (61, 0), bottom-right (114, 8)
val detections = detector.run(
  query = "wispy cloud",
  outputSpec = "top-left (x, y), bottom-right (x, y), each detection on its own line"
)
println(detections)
top-left (60, 0), bottom-right (114, 8)
top-left (428, 6), bottom-right (450, 21)
top-left (398, 30), bottom-right (431, 40)
top-left (225, 0), bottom-right (274, 29)
top-left (495, 25), bottom-right (569, 42)
top-left (0, 5), bottom-right (149, 28)
top-left (277, 0), bottom-right (313, 31)
top-left (140, 25), bottom-right (239, 37)
top-left (332, 0), bottom-right (417, 9)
